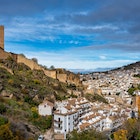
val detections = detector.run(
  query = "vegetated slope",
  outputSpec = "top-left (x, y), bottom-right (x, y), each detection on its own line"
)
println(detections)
top-left (0, 57), bottom-right (78, 139)
top-left (111, 61), bottom-right (140, 71)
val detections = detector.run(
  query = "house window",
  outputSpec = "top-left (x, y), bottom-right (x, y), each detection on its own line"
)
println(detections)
top-left (59, 124), bottom-right (61, 128)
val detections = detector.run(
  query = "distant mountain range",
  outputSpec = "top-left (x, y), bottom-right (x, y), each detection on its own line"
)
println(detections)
top-left (69, 61), bottom-right (140, 74)
top-left (69, 68), bottom-right (114, 74)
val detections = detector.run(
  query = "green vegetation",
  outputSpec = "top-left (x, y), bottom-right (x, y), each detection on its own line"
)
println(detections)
top-left (0, 58), bottom-right (72, 103)
top-left (134, 74), bottom-right (140, 78)
top-left (116, 92), bottom-right (120, 96)
top-left (127, 84), bottom-right (140, 96)
top-left (0, 58), bottom-right (81, 138)
top-left (0, 116), bottom-right (8, 126)
top-left (30, 107), bottom-right (52, 131)
top-left (112, 118), bottom-right (140, 140)
top-left (0, 113), bottom-right (34, 140)
top-left (85, 93), bottom-right (108, 104)
top-left (67, 129), bottom-right (106, 140)
top-left (67, 83), bottom-right (77, 90)
top-left (0, 103), bottom-right (7, 114)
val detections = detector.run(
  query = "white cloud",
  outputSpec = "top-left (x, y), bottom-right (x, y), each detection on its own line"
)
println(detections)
top-left (99, 55), bottom-right (107, 60)
top-left (23, 51), bottom-right (136, 69)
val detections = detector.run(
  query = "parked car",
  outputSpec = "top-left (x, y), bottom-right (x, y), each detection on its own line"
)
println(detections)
top-left (38, 135), bottom-right (44, 140)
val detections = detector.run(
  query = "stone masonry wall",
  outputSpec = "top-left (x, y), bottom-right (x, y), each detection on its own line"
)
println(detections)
top-left (44, 70), bottom-right (56, 79)
top-left (57, 74), bottom-right (67, 83)
top-left (17, 55), bottom-right (42, 70)
top-left (17, 54), bottom-right (57, 79)
top-left (0, 26), bottom-right (4, 50)
top-left (0, 49), bottom-right (17, 61)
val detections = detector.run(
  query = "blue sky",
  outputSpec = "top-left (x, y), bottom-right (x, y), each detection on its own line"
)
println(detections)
top-left (0, 0), bottom-right (140, 70)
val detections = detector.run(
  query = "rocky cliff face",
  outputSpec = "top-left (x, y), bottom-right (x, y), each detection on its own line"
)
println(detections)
top-left (56, 69), bottom-right (82, 86)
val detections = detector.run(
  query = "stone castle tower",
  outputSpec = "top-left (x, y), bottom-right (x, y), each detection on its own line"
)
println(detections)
top-left (0, 26), bottom-right (4, 50)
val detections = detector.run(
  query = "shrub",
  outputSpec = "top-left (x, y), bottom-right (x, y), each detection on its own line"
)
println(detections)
top-left (31, 115), bottom-right (52, 131)
top-left (67, 129), bottom-right (106, 140)
top-left (85, 93), bottom-right (108, 104)
top-left (0, 116), bottom-right (8, 126)
top-left (0, 103), bottom-right (7, 114)
top-left (33, 79), bottom-right (41, 85)
top-left (0, 123), bottom-right (15, 140)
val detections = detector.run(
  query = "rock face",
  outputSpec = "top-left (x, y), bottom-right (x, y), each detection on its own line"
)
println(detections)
top-left (56, 69), bottom-right (82, 86)
top-left (1, 90), bottom-right (13, 99)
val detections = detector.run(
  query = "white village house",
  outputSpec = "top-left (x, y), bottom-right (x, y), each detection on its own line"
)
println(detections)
top-left (38, 100), bottom-right (54, 116)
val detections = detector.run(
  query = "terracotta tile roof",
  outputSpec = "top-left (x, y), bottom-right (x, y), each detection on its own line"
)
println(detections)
top-left (84, 114), bottom-right (96, 121)
top-left (79, 122), bottom-right (90, 130)
top-left (39, 100), bottom-right (54, 107)
top-left (65, 105), bottom-right (72, 110)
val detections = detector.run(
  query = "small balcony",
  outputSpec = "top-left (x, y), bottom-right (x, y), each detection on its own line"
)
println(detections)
top-left (74, 117), bottom-right (78, 121)
top-left (54, 126), bottom-right (62, 130)
top-left (54, 120), bottom-right (62, 124)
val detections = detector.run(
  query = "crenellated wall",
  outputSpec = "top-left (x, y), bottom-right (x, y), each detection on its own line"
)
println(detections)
top-left (17, 55), bottom-right (42, 70)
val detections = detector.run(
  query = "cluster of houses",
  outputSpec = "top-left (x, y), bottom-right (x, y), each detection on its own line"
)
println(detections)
top-left (81, 69), bottom-right (140, 96)
top-left (38, 96), bottom-right (138, 139)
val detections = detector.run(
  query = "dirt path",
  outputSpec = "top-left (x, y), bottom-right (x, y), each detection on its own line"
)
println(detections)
top-left (44, 128), bottom-right (54, 140)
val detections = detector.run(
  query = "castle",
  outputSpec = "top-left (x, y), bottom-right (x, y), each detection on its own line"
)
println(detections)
top-left (0, 26), bottom-right (81, 85)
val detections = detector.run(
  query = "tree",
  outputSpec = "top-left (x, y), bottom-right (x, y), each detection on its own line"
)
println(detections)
top-left (50, 65), bottom-right (55, 70)
top-left (0, 103), bottom-right (7, 114)
top-left (32, 58), bottom-right (38, 63)
top-left (0, 116), bottom-right (8, 126)
top-left (113, 129), bottom-right (127, 140)
top-left (67, 129), bottom-right (106, 140)
top-left (0, 123), bottom-right (15, 140)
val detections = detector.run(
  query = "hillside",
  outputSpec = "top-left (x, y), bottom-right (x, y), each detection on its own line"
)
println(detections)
top-left (110, 61), bottom-right (140, 72)
top-left (0, 57), bottom-right (83, 139)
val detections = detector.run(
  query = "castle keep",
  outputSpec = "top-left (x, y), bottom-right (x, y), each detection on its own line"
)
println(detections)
top-left (0, 26), bottom-right (4, 50)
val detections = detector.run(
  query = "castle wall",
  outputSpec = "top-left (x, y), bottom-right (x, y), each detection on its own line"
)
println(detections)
top-left (57, 74), bottom-right (67, 83)
top-left (0, 26), bottom-right (4, 50)
top-left (136, 95), bottom-right (140, 113)
top-left (0, 49), bottom-right (10, 59)
top-left (44, 70), bottom-right (56, 79)
top-left (0, 49), bottom-right (17, 62)
top-left (17, 54), bottom-right (57, 79)
top-left (17, 55), bottom-right (42, 70)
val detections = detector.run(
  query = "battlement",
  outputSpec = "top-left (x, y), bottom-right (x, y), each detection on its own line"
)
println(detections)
top-left (0, 26), bottom-right (4, 50)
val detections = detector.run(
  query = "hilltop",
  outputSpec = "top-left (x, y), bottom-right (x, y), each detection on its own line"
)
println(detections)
top-left (110, 61), bottom-right (140, 72)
